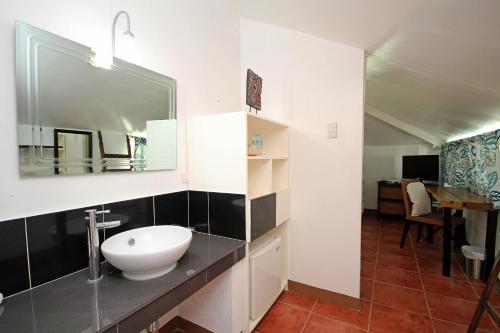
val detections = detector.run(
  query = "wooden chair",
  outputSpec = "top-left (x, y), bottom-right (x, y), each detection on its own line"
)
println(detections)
top-left (400, 179), bottom-right (464, 248)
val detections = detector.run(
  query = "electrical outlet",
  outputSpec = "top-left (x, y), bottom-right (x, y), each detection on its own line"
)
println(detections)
top-left (327, 122), bottom-right (337, 138)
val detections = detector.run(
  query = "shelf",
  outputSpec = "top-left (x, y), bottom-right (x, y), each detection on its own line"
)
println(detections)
top-left (247, 155), bottom-right (288, 160)
top-left (272, 159), bottom-right (289, 193)
top-left (273, 186), bottom-right (289, 193)
top-left (247, 112), bottom-right (288, 129)
top-left (248, 159), bottom-right (272, 200)
top-left (248, 191), bottom-right (273, 200)
top-left (247, 113), bottom-right (289, 158)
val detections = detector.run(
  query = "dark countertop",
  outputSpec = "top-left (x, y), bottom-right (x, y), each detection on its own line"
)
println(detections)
top-left (0, 232), bottom-right (245, 333)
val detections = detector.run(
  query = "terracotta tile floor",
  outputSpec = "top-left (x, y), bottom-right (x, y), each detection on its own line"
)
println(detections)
top-left (253, 214), bottom-right (500, 333)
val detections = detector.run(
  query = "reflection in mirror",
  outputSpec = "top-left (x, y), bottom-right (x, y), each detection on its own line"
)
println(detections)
top-left (16, 22), bottom-right (177, 176)
top-left (54, 130), bottom-right (93, 175)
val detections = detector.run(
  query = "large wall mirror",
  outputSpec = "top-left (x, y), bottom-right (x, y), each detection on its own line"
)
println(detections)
top-left (16, 22), bottom-right (177, 176)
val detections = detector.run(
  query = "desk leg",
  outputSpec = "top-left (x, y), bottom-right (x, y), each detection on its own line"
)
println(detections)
top-left (427, 225), bottom-right (434, 244)
top-left (443, 207), bottom-right (452, 277)
top-left (482, 210), bottom-right (499, 282)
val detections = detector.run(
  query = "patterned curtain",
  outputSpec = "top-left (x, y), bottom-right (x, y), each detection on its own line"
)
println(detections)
top-left (441, 129), bottom-right (500, 208)
top-left (133, 137), bottom-right (147, 171)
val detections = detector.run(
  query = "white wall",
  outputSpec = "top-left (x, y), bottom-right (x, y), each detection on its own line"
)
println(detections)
top-left (241, 19), bottom-right (365, 298)
top-left (0, 0), bottom-right (241, 220)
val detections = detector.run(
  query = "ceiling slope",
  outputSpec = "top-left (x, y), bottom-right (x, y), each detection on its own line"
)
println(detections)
top-left (238, 0), bottom-right (500, 142)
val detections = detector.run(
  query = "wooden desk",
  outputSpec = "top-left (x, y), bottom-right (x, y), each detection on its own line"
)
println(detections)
top-left (427, 186), bottom-right (499, 281)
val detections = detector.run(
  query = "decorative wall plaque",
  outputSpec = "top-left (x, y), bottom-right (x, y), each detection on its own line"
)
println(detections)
top-left (246, 69), bottom-right (262, 112)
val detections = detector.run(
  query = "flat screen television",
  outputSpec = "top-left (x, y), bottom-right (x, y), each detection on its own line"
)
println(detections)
top-left (402, 155), bottom-right (440, 183)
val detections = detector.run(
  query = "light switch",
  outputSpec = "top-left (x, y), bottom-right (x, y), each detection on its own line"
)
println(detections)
top-left (327, 122), bottom-right (337, 138)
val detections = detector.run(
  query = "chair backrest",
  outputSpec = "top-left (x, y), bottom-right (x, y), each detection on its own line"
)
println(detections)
top-left (401, 178), bottom-right (420, 219)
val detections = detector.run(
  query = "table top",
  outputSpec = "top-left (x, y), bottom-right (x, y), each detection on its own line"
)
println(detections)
top-left (427, 186), bottom-right (495, 211)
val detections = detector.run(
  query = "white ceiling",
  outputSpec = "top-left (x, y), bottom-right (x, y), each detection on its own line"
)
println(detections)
top-left (239, 0), bottom-right (500, 143)
top-left (364, 114), bottom-right (429, 146)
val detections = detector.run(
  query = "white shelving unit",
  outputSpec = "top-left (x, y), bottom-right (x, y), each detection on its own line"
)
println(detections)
top-left (187, 111), bottom-right (290, 332)
top-left (188, 111), bottom-right (290, 222)
top-left (246, 113), bottom-right (289, 201)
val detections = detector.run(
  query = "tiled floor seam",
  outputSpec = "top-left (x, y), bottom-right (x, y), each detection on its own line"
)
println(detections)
top-left (410, 230), bottom-right (437, 333)
top-left (370, 299), bottom-right (432, 318)
top-left (276, 300), bottom-right (315, 312)
top-left (433, 318), bottom-right (498, 333)
top-left (309, 311), bottom-right (369, 332)
top-left (299, 299), bottom-right (317, 333)
top-left (425, 290), bottom-right (500, 329)
top-left (374, 280), bottom-right (424, 292)
top-left (425, 291), bottom-right (485, 304)
top-left (375, 266), bottom-right (419, 274)
top-left (366, 220), bottom-right (381, 333)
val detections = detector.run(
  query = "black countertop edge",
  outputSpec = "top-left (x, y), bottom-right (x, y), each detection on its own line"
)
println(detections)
top-left (0, 232), bottom-right (246, 333)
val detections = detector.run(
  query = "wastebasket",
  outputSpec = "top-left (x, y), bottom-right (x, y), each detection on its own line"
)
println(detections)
top-left (461, 245), bottom-right (485, 279)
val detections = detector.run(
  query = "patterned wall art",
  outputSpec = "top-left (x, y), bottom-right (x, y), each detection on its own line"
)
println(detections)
top-left (246, 69), bottom-right (263, 112)
top-left (441, 129), bottom-right (500, 208)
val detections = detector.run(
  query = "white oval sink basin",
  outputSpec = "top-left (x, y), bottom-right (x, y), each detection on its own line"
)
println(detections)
top-left (101, 225), bottom-right (192, 281)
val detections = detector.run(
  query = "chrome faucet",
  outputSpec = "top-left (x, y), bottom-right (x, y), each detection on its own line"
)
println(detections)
top-left (85, 209), bottom-right (122, 282)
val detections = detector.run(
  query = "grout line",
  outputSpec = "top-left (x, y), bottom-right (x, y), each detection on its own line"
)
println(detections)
top-left (299, 299), bottom-right (317, 333)
top-left (24, 218), bottom-right (32, 289)
top-left (307, 312), bottom-right (369, 332)
top-left (207, 192), bottom-right (210, 235)
top-left (187, 191), bottom-right (190, 228)
top-left (432, 317), bottom-right (498, 333)
top-left (152, 196), bottom-right (156, 226)
top-left (373, 280), bottom-right (424, 293)
top-left (410, 227), bottom-right (436, 333)
top-left (276, 300), bottom-right (312, 312)
top-left (424, 291), bottom-right (483, 304)
top-left (370, 299), bottom-right (434, 318)
top-left (366, 218), bottom-right (381, 332)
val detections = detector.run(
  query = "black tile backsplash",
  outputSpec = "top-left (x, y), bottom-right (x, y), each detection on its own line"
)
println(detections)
top-left (250, 193), bottom-right (276, 241)
top-left (189, 191), bottom-right (209, 233)
top-left (1, 189), bottom-right (246, 298)
top-left (103, 197), bottom-right (154, 239)
top-left (155, 191), bottom-right (188, 227)
top-left (0, 218), bottom-right (29, 297)
top-left (26, 205), bottom-right (102, 287)
top-left (209, 192), bottom-right (246, 241)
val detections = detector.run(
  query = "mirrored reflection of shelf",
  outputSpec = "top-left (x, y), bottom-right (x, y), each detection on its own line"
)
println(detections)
top-left (19, 145), bottom-right (63, 149)
top-left (247, 155), bottom-right (288, 160)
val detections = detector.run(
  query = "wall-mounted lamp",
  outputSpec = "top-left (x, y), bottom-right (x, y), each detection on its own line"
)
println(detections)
top-left (91, 10), bottom-right (135, 69)
top-left (112, 10), bottom-right (134, 58)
